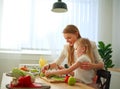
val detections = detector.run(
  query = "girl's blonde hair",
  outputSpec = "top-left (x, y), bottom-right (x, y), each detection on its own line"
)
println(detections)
top-left (74, 38), bottom-right (95, 63)
top-left (63, 25), bottom-right (81, 66)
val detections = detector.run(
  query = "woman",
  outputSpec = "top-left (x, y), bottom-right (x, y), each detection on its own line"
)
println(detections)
top-left (42, 24), bottom-right (104, 73)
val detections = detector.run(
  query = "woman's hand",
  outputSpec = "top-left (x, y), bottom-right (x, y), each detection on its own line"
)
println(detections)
top-left (80, 62), bottom-right (94, 70)
top-left (80, 62), bottom-right (104, 70)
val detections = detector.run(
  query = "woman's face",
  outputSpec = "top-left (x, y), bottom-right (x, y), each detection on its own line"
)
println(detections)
top-left (63, 33), bottom-right (78, 46)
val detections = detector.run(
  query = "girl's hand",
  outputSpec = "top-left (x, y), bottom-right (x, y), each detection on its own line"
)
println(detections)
top-left (41, 64), bottom-right (50, 73)
top-left (45, 71), bottom-right (51, 77)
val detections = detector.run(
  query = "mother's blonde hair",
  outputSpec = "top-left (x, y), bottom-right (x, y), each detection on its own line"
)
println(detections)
top-left (63, 25), bottom-right (81, 66)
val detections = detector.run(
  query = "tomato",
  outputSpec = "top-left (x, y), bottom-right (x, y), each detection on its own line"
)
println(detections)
top-left (18, 76), bottom-right (24, 87)
top-left (18, 75), bottom-right (32, 87)
top-left (10, 82), bottom-right (14, 88)
top-left (20, 66), bottom-right (29, 71)
top-left (24, 75), bottom-right (32, 86)
top-left (64, 75), bottom-right (70, 83)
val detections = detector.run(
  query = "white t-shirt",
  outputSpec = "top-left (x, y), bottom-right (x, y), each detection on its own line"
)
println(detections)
top-left (74, 54), bottom-right (95, 84)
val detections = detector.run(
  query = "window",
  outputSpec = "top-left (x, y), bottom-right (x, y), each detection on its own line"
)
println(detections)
top-left (0, 0), bottom-right (98, 53)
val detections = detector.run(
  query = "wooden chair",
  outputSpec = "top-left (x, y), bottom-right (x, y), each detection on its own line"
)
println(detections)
top-left (96, 69), bottom-right (111, 89)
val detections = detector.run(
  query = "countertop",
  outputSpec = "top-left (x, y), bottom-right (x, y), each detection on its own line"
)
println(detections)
top-left (1, 73), bottom-right (95, 89)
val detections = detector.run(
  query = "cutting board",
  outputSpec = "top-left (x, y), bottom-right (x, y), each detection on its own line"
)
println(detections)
top-left (40, 77), bottom-right (65, 83)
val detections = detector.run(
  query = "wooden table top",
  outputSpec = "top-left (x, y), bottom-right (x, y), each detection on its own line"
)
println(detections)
top-left (1, 73), bottom-right (95, 89)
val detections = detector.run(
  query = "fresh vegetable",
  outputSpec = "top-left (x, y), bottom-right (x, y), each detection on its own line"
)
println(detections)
top-left (39, 57), bottom-right (47, 68)
top-left (18, 75), bottom-right (32, 87)
top-left (64, 75), bottom-right (70, 83)
top-left (30, 69), bottom-right (39, 73)
top-left (10, 75), bottom-right (35, 87)
top-left (12, 68), bottom-right (35, 82)
top-left (20, 66), bottom-right (29, 71)
top-left (10, 67), bottom-right (42, 88)
top-left (17, 76), bottom-right (25, 87)
top-left (12, 68), bottom-right (26, 78)
top-left (68, 76), bottom-right (76, 86)
top-left (64, 76), bottom-right (76, 85)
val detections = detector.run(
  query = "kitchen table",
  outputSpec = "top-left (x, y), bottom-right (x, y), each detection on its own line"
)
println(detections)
top-left (1, 73), bottom-right (95, 89)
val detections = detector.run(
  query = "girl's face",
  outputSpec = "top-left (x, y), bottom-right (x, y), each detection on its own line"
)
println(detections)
top-left (74, 44), bottom-right (85, 57)
top-left (63, 33), bottom-right (78, 46)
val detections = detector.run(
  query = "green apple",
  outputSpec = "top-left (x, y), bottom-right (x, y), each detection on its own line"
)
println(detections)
top-left (68, 76), bottom-right (76, 86)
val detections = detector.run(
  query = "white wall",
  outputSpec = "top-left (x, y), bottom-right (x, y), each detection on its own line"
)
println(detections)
top-left (98, 0), bottom-right (112, 44)
top-left (0, 0), bottom-right (3, 32)
top-left (98, 0), bottom-right (120, 68)
top-left (112, 0), bottom-right (120, 67)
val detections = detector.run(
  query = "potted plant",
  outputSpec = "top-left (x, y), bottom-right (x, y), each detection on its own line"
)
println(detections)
top-left (98, 41), bottom-right (115, 70)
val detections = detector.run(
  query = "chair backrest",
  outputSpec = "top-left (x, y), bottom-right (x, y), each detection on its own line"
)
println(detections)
top-left (96, 69), bottom-right (111, 89)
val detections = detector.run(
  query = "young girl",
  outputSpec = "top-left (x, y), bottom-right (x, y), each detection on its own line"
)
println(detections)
top-left (45, 38), bottom-right (95, 84)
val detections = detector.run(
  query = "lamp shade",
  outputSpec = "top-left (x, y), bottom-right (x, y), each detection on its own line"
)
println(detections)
top-left (52, 0), bottom-right (68, 13)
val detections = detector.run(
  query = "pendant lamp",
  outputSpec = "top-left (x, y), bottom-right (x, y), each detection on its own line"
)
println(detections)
top-left (52, 0), bottom-right (68, 13)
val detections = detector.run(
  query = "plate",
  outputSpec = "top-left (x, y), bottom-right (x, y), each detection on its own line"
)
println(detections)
top-left (6, 72), bottom-right (13, 77)
top-left (6, 83), bottom-right (51, 89)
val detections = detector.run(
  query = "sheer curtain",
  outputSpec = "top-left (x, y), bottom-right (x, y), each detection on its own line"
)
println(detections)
top-left (0, 0), bottom-right (98, 54)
